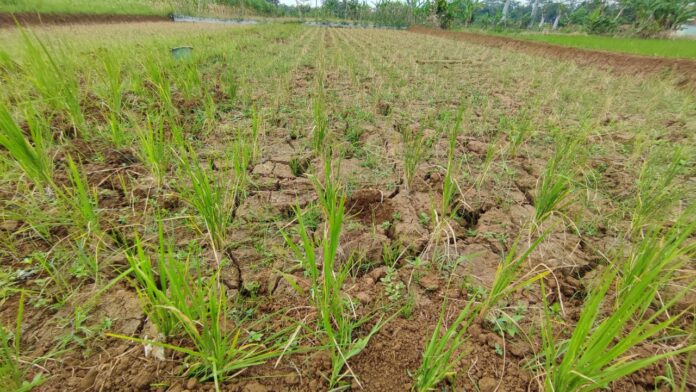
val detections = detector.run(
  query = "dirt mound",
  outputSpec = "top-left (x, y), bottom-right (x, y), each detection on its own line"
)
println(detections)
top-left (409, 26), bottom-right (696, 91)
top-left (0, 12), bottom-right (170, 28)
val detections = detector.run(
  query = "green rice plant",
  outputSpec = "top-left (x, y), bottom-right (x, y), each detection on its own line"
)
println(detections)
top-left (230, 131), bottom-right (254, 196)
top-left (134, 114), bottom-right (167, 184)
top-left (540, 214), bottom-right (696, 391)
top-left (112, 277), bottom-right (290, 392)
top-left (0, 291), bottom-right (44, 391)
top-left (221, 67), bottom-right (238, 102)
top-left (18, 28), bottom-right (84, 134)
top-left (100, 52), bottom-right (124, 116)
top-left (311, 86), bottom-right (329, 154)
top-left (474, 138), bottom-right (500, 189)
top-left (179, 150), bottom-right (236, 254)
top-left (65, 155), bottom-right (99, 234)
top-left (501, 110), bottom-right (533, 157)
top-left (126, 219), bottom-right (206, 338)
top-left (143, 57), bottom-right (176, 122)
top-left (250, 107), bottom-right (262, 163)
top-left (71, 238), bottom-right (100, 283)
top-left (629, 147), bottom-right (684, 237)
top-left (177, 60), bottom-right (202, 101)
top-left (117, 223), bottom-right (290, 391)
top-left (31, 251), bottom-right (71, 304)
top-left (202, 92), bottom-right (217, 131)
top-left (0, 104), bottom-right (53, 188)
top-left (283, 159), bottom-right (388, 389)
top-left (440, 109), bottom-right (465, 218)
top-left (402, 127), bottom-right (426, 190)
top-left (414, 234), bottom-right (547, 391)
top-left (534, 134), bottom-right (581, 224)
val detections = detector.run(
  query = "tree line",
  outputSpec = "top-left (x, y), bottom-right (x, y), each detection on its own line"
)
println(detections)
top-left (172, 0), bottom-right (695, 36)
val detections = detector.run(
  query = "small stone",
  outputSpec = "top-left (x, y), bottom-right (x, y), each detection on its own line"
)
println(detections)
top-left (478, 376), bottom-right (498, 392)
top-left (243, 381), bottom-right (267, 392)
top-left (186, 378), bottom-right (198, 389)
top-left (354, 291), bottom-right (371, 303)
top-left (369, 266), bottom-right (387, 281)
top-left (79, 368), bottom-right (98, 389)
top-left (308, 380), bottom-right (319, 391)
top-left (418, 274), bottom-right (440, 291)
top-left (284, 373), bottom-right (300, 385)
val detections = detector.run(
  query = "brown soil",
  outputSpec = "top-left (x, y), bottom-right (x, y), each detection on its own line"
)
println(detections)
top-left (408, 26), bottom-right (696, 91)
top-left (0, 12), bottom-right (170, 28)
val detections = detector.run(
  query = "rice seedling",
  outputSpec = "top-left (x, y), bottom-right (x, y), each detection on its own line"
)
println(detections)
top-left (230, 120), bottom-right (260, 195)
top-left (629, 147), bottom-right (684, 237)
top-left (414, 233), bottom-right (547, 391)
top-left (283, 159), bottom-right (389, 389)
top-left (100, 51), bottom-right (124, 116)
top-left (539, 212), bottom-right (696, 391)
top-left (501, 110), bottom-right (534, 157)
top-left (474, 138), bottom-right (500, 189)
top-left (402, 127), bottom-right (426, 190)
top-left (117, 219), bottom-right (292, 391)
top-left (177, 60), bottom-right (202, 101)
top-left (179, 150), bottom-right (237, 254)
top-left (533, 133), bottom-right (582, 224)
top-left (0, 291), bottom-right (44, 391)
top-left (134, 114), bottom-right (167, 184)
top-left (311, 85), bottom-right (329, 154)
top-left (65, 155), bottom-right (100, 234)
top-left (0, 104), bottom-right (53, 188)
top-left (18, 28), bottom-right (84, 134)
top-left (125, 219), bottom-right (206, 338)
top-left (440, 108), bottom-right (465, 218)
top-left (143, 57), bottom-right (176, 122)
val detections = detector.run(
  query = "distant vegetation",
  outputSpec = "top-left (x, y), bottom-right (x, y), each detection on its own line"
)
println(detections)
top-left (1, 0), bottom-right (694, 35)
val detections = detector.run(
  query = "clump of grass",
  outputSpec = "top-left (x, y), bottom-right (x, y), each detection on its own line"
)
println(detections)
top-left (289, 156), bottom-right (310, 177)
top-left (414, 233), bottom-right (547, 391)
top-left (0, 104), bottom-right (53, 188)
top-left (283, 159), bottom-right (389, 389)
top-left (540, 213), bottom-right (696, 391)
top-left (402, 127), bottom-right (426, 190)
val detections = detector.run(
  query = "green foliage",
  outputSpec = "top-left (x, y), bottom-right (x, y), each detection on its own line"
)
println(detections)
top-left (283, 160), bottom-right (389, 389)
top-left (179, 150), bottom-right (237, 253)
top-left (0, 292), bottom-right (44, 392)
top-left (0, 104), bottom-right (53, 187)
top-left (401, 127), bottom-right (426, 190)
top-left (541, 214), bottom-right (696, 391)
top-left (65, 155), bottom-right (100, 234)
top-left (18, 29), bottom-right (84, 134)
top-left (414, 234), bottom-right (547, 391)
top-left (120, 221), bottom-right (288, 392)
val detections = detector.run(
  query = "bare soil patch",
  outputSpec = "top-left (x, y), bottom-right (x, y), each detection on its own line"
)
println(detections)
top-left (0, 12), bottom-right (169, 28)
